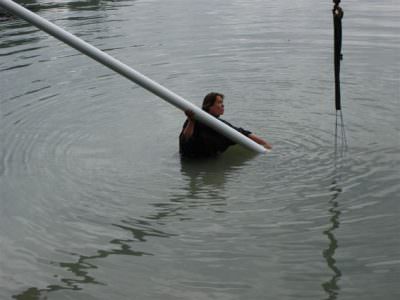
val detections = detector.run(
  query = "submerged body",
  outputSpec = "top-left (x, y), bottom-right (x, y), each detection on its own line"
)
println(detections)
top-left (179, 117), bottom-right (251, 158)
top-left (179, 92), bottom-right (271, 158)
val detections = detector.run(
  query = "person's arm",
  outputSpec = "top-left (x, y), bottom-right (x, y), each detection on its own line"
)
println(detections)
top-left (248, 133), bottom-right (272, 150)
top-left (181, 110), bottom-right (195, 140)
top-left (221, 120), bottom-right (272, 150)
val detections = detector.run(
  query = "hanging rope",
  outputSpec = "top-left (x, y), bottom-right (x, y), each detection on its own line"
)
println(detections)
top-left (333, 0), bottom-right (343, 110)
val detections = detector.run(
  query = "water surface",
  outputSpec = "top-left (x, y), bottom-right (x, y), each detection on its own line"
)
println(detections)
top-left (0, 0), bottom-right (399, 299)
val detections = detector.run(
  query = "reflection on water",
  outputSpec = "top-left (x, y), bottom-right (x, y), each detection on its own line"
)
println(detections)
top-left (322, 117), bottom-right (347, 299)
top-left (1, 0), bottom-right (399, 298)
top-left (0, 0), bottom-right (129, 73)
top-left (149, 147), bottom-right (257, 220)
top-left (9, 0), bottom-right (129, 13)
top-left (12, 148), bottom-right (254, 300)
top-left (322, 181), bottom-right (342, 300)
top-left (180, 146), bottom-right (257, 190)
top-left (12, 218), bottom-right (171, 300)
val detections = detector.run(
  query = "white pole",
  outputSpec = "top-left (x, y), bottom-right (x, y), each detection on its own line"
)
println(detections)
top-left (0, 0), bottom-right (267, 154)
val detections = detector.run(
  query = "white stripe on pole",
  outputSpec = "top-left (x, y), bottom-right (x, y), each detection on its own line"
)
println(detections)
top-left (0, 0), bottom-right (267, 154)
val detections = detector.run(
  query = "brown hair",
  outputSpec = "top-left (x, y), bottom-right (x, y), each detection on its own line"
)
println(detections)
top-left (202, 92), bottom-right (224, 112)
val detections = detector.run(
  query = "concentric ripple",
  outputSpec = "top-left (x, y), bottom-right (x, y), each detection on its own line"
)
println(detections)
top-left (1, 0), bottom-right (399, 299)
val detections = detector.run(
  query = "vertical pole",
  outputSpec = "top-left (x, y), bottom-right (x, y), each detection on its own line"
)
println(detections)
top-left (333, 1), bottom-right (343, 111)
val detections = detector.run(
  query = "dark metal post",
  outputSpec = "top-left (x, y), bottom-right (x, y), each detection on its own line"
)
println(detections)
top-left (333, 1), bottom-right (343, 110)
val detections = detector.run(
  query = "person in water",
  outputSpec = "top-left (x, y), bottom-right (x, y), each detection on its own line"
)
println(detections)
top-left (179, 92), bottom-right (272, 157)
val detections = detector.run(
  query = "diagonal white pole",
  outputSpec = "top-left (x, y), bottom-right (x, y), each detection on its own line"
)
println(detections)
top-left (0, 0), bottom-right (267, 154)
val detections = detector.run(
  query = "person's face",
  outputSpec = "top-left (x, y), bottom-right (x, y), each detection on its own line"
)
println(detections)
top-left (208, 96), bottom-right (224, 117)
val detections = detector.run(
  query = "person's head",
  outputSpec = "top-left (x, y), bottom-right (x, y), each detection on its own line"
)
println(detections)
top-left (202, 92), bottom-right (225, 117)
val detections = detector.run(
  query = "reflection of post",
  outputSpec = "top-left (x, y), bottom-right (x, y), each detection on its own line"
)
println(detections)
top-left (322, 183), bottom-right (342, 299)
top-left (12, 150), bottom-right (254, 299)
top-left (322, 115), bottom-right (348, 299)
top-left (12, 220), bottom-right (170, 299)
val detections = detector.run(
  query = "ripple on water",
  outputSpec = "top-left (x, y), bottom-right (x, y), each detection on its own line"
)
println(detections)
top-left (1, 0), bottom-right (399, 299)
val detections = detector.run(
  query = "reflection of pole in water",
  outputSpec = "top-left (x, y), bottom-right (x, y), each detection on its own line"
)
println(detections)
top-left (322, 184), bottom-right (342, 300)
top-left (12, 153), bottom-right (248, 299)
top-left (322, 111), bottom-right (347, 299)
top-left (12, 220), bottom-right (169, 299)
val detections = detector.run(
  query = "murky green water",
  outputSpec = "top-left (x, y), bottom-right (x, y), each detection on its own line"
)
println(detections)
top-left (1, 0), bottom-right (399, 299)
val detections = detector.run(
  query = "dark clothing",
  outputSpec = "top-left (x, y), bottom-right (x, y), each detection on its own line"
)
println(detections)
top-left (179, 118), bottom-right (251, 158)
